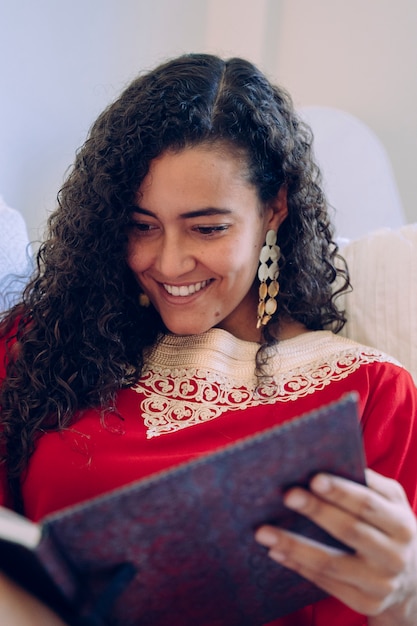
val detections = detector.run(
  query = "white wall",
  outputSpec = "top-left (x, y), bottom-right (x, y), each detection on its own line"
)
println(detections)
top-left (1, 0), bottom-right (416, 249)
top-left (0, 0), bottom-right (208, 246)
top-left (267, 0), bottom-right (417, 229)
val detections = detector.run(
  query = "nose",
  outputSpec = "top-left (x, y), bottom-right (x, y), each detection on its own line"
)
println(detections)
top-left (154, 232), bottom-right (197, 279)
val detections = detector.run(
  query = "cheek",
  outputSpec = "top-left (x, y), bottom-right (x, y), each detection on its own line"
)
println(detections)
top-left (223, 250), bottom-right (260, 285)
top-left (126, 239), bottom-right (148, 274)
top-left (219, 236), bottom-right (262, 281)
top-left (125, 247), bottom-right (137, 274)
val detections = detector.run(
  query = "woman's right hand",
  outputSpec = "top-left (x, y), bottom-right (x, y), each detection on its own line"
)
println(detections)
top-left (0, 572), bottom-right (69, 626)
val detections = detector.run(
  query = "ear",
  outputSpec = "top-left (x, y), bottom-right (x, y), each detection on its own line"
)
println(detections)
top-left (266, 185), bottom-right (288, 231)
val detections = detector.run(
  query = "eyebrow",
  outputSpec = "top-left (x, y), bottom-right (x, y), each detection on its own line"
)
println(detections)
top-left (131, 207), bottom-right (233, 219)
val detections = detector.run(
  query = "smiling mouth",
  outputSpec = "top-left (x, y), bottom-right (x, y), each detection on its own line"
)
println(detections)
top-left (163, 280), bottom-right (211, 297)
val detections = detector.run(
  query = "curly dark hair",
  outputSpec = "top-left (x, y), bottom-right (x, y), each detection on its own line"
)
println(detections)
top-left (0, 53), bottom-right (348, 506)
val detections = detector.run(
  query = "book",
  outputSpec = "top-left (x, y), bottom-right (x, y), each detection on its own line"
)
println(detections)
top-left (0, 393), bottom-right (366, 626)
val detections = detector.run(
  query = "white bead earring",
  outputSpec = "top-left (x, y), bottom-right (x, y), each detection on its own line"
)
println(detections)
top-left (256, 229), bottom-right (280, 329)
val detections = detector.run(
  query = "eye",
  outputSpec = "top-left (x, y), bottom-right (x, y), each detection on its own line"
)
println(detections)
top-left (194, 224), bottom-right (230, 236)
top-left (129, 221), bottom-right (159, 236)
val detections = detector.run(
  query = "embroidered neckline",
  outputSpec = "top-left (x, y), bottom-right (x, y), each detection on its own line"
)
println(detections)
top-left (132, 329), bottom-right (398, 438)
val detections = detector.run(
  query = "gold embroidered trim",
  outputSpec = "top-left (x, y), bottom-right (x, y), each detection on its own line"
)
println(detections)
top-left (131, 330), bottom-right (399, 438)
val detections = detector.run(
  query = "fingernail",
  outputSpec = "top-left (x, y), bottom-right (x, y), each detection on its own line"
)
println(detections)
top-left (311, 474), bottom-right (332, 493)
top-left (255, 527), bottom-right (278, 547)
top-left (284, 490), bottom-right (307, 510)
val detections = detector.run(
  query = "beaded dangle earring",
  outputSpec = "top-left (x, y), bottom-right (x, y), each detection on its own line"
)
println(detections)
top-left (256, 229), bottom-right (280, 328)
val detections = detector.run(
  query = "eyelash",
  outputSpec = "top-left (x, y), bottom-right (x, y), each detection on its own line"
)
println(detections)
top-left (129, 222), bottom-right (158, 237)
top-left (194, 225), bottom-right (230, 236)
top-left (130, 222), bottom-right (230, 237)
top-left (131, 222), bottom-right (156, 231)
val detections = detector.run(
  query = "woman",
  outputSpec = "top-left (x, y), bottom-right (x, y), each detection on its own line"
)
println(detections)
top-left (1, 53), bottom-right (416, 625)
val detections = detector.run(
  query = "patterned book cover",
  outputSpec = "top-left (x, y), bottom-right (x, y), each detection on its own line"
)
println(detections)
top-left (2, 393), bottom-right (365, 626)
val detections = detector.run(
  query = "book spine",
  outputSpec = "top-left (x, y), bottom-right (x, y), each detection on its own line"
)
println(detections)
top-left (36, 528), bottom-right (79, 603)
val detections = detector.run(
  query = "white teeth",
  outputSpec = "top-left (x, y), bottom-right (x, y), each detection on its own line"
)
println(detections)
top-left (163, 280), bottom-right (208, 297)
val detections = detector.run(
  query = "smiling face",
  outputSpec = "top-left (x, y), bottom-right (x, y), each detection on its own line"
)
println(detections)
top-left (126, 144), bottom-right (287, 341)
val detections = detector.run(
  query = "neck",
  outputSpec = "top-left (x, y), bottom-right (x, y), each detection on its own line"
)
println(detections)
top-left (275, 319), bottom-right (309, 341)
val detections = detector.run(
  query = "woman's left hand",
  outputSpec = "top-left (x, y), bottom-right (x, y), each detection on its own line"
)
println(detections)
top-left (255, 469), bottom-right (417, 625)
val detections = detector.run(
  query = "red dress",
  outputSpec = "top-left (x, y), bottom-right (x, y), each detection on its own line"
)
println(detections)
top-left (1, 328), bottom-right (417, 626)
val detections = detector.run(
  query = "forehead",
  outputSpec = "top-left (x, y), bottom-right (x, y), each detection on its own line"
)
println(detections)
top-left (136, 145), bottom-right (256, 210)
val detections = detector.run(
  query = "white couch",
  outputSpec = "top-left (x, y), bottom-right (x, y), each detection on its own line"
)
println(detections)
top-left (301, 106), bottom-right (417, 385)
top-left (339, 225), bottom-right (417, 385)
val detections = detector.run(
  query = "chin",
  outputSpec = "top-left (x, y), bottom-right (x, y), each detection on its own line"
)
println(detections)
top-left (163, 319), bottom-right (214, 337)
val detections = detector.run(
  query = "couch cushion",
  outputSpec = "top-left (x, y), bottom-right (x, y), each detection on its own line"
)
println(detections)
top-left (338, 224), bottom-right (417, 384)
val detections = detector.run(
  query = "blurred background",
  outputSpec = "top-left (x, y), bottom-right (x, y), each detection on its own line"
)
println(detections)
top-left (1, 0), bottom-right (416, 247)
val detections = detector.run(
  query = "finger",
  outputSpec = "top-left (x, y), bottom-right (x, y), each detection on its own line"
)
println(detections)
top-left (365, 468), bottom-right (410, 504)
top-left (255, 525), bottom-right (389, 597)
top-left (282, 486), bottom-right (412, 565)
top-left (304, 473), bottom-right (416, 541)
top-left (279, 559), bottom-right (390, 617)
